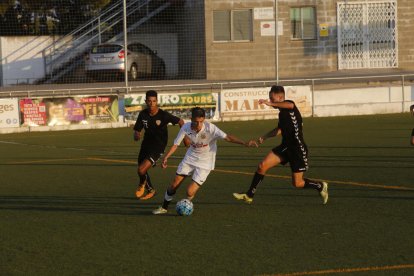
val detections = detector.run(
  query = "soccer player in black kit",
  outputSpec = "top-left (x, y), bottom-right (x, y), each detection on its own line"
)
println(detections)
top-left (133, 90), bottom-right (186, 200)
top-left (233, 85), bottom-right (328, 204)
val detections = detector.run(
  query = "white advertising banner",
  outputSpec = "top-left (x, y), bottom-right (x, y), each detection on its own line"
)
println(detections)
top-left (0, 98), bottom-right (20, 128)
top-left (220, 86), bottom-right (312, 118)
top-left (220, 88), bottom-right (275, 114)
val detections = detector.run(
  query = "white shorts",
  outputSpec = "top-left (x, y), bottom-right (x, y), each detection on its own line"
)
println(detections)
top-left (176, 162), bottom-right (211, 185)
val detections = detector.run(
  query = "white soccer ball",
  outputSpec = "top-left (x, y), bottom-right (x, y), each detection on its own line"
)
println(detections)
top-left (176, 199), bottom-right (194, 216)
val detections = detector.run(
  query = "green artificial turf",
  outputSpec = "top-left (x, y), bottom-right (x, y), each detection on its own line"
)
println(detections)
top-left (0, 113), bottom-right (413, 275)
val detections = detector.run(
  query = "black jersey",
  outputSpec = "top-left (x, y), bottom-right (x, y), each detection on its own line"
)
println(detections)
top-left (277, 100), bottom-right (306, 147)
top-left (133, 108), bottom-right (180, 151)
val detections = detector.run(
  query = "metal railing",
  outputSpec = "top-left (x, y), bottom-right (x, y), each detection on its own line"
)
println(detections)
top-left (1, 73), bottom-right (414, 100)
top-left (41, 0), bottom-right (169, 83)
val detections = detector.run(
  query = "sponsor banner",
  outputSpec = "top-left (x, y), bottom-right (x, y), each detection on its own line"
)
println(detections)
top-left (124, 92), bottom-right (218, 121)
top-left (220, 86), bottom-right (312, 117)
top-left (220, 88), bottom-right (275, 114)
top-left (19, 96), bottom-right (119, 126)
top-left (0, 98), bottom-right (20, 128)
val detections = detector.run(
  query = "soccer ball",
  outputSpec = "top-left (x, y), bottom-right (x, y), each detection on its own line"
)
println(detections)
top-left (176, 199), bottom-right (194, 216)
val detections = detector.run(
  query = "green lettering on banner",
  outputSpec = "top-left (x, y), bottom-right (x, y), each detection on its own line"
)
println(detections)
top-left (159, 93), bottom-right (215, 106)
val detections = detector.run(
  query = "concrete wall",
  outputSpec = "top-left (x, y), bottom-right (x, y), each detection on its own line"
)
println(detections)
top-left (277, 0), bottom-right (338, 78)
top-left (313, 85), bottom-right (414, 117)
top-left (396, 0), bottom-right (414, 71)
top-left (205, 0), bottom-right (278, 80)
top-left (177, 0), bottom-right (206, 79)
top-left (0, 36), bottom-right (55, 86)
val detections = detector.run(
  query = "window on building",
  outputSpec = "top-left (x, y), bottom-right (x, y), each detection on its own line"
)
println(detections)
top-left (290, 7), bottom-right (317, 40)
top-left (213, 10), bottom-right (253, 42)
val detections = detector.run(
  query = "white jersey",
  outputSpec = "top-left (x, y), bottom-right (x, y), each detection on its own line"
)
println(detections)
top-left (174, 121), bottom-right (227, 170)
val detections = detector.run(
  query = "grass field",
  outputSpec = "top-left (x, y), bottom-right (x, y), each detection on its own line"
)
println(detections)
top-left (1, 113), bottom-right (413, 275)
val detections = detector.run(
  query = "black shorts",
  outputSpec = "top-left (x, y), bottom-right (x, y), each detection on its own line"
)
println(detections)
top-left (412, 128), bottom-right (414, 136)
top-left (272, 144), bottom-right (308, 173)
top-left (138, 147), bottom-right (164, 166)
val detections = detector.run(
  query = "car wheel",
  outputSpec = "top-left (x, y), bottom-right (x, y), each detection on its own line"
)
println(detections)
top-left (130, 64), bottom-right (138, 81)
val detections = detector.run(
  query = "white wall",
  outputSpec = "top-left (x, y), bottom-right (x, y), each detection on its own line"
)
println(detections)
top-left (0, 36), bottom-right (57, 86)
top-left (313, 85), bottom-right (414, 117)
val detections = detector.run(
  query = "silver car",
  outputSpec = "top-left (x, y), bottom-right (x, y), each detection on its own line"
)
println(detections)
top-left (85, 41), bottom-right (166, 81)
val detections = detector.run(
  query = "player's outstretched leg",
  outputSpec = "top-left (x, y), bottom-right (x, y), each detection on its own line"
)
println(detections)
top-left (152, 188), bottom-right (175, 215)
top-left (303, 178), bottom-right (329, 204)
top-left (233, 172), bottom-right (264, 204)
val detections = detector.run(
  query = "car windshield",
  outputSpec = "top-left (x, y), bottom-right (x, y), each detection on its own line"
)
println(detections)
top-left (91, 45), bottom-right (123, 54)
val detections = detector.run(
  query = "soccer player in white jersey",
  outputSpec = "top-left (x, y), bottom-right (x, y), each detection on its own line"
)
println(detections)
top-left (152, 107), bottom-right (257, 215)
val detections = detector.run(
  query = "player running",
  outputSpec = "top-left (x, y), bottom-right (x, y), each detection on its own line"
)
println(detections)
top-left (152, 107), bottom-right (257, 215)
top-left (133, 90), bottom-right (187, 200)
top-left (233, 85), bottom-right (329, 205)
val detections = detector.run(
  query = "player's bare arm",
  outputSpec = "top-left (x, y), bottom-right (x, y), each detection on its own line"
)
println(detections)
top-left (257, 128), bottom-right (280, 144)
top-left (225, 134), bottom-right (258, 147)
top-left (258, 99), bottom-right (294, 109)
top-left (410, 104), bottom-right (414, 116)
top-left (133, 130), bottom-right (141, 141)
top-left (161, 144), bottom-right (178, 168)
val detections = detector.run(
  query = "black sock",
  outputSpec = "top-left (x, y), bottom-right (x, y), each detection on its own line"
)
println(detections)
top-left (139, 173), bottom-right (146, 186)
top-left (162, 188), bottom-right (176, 209)
top-left (145, 173), bottom-right (154, 190)
top-left (304, 178), bottom-right (323, 192)
top-left (247, 172), bottom-right (265, 198)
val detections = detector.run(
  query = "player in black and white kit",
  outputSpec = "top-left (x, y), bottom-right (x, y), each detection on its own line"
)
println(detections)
top-left (233, 85), bottom-right (328, 204)
top-left (133, 90), bottom-right (187, 200)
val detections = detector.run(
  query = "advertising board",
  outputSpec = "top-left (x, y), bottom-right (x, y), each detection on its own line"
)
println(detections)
top-left (19, 96), bottom-right (119, 126)
top-left (0, 98), bottom-right (20, 128)
top-left (124, 92), bottom-right (218, 121)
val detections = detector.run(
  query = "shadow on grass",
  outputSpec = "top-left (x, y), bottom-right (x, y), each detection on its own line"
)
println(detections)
top-left (0, 196), bottom-right (159, 216)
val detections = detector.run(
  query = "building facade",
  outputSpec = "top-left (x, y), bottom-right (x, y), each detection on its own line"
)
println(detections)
top-left (204, 0), bottom-right (414, 80)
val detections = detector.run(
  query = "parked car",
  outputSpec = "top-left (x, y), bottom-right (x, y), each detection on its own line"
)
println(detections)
top-left (85, 41), bottom-right (166, 81)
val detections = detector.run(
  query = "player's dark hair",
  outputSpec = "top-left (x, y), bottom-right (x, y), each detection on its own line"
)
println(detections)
top-left (146, 90), bottom-right (158, 99)
top-left (269, 85), bottom-right (285, 94)
top-left (191, 107), bottom-right (205, 118)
